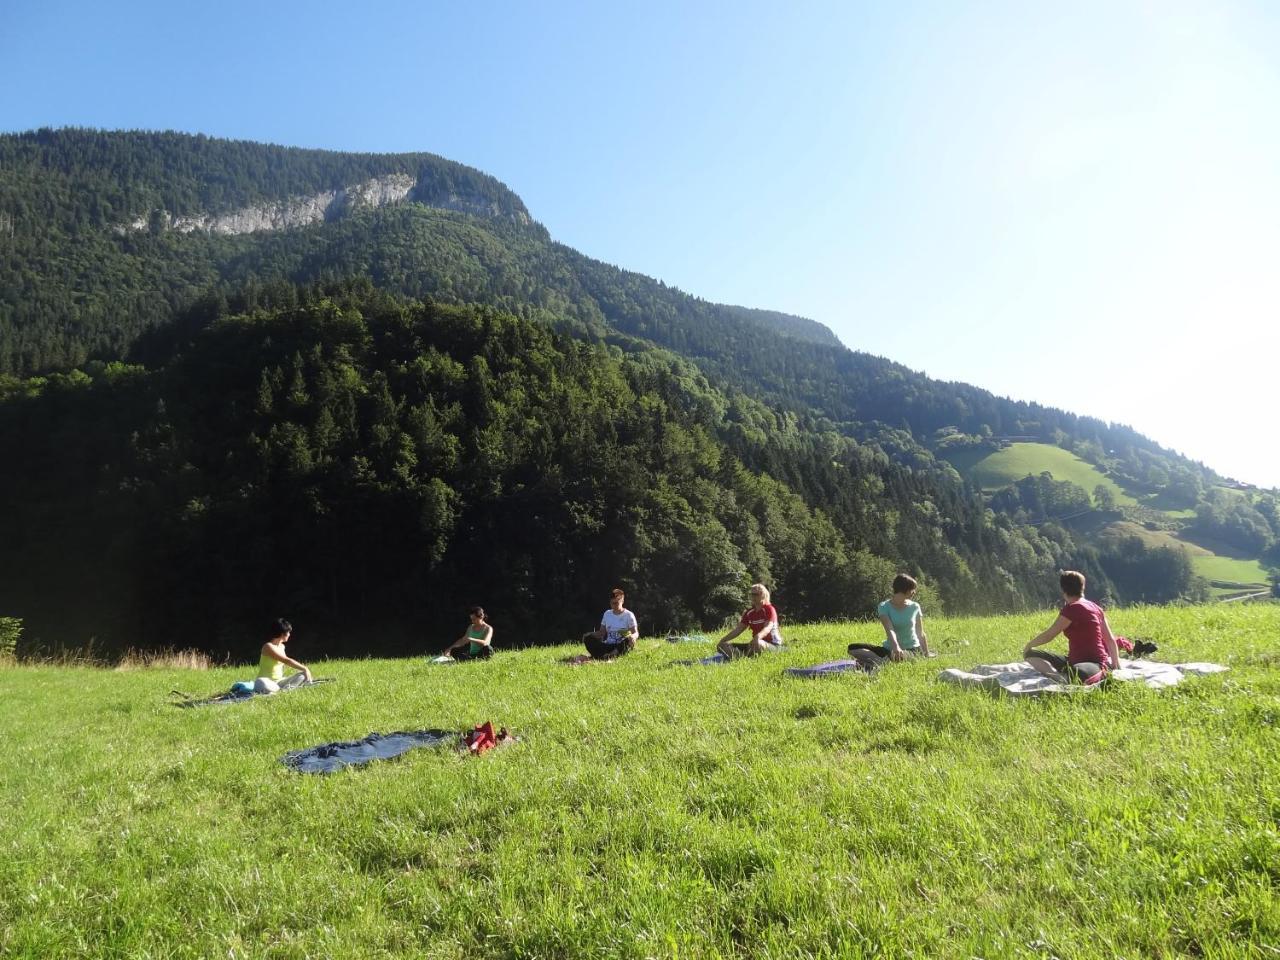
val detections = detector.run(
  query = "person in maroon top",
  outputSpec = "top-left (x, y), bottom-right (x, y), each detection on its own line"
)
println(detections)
top-left (1024, 570), bottom-right (1122, 685)
top-left (716, 583), bottom-right (783, 659)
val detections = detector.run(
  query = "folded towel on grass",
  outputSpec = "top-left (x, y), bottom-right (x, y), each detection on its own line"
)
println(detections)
top-left (171, 676), bottom-right (335, 708)
top-left (939, 659), bottom-right (1227, 697)
top-left (282, 729), bottom-right (459, 773)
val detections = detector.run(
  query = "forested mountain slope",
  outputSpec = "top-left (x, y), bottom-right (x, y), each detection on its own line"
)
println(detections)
top-left (0, 291), bottom-right (1076, 654)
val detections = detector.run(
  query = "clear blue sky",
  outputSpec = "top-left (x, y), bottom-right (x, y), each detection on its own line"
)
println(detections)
top-left (3, 0), bottom-right (1277, 486)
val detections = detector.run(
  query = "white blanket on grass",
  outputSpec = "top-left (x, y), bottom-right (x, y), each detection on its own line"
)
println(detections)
top-left (939, 658), bottom-right (1228, 697)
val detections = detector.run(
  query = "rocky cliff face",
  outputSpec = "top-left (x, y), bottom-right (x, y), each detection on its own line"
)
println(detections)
top-left (422, 191), bottom-right (528, 222)
top-left (117, 172), bottom-right (525, 236)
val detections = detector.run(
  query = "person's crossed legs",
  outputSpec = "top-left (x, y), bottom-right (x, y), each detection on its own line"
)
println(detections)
top-left (1026, 649), bottom-right (1105, 684)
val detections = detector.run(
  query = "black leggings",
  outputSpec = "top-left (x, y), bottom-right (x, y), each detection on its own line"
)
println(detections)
top-left (728, 640), bottom-right (782, 656)
top-left (1026, 649), bottom-right (1105, 684)
top-left (584, 636), bottom-right (632, 660)
top-left (847, 643), bottom-right (922, 660)
top-left (453, 646), bottom-right (494, 662)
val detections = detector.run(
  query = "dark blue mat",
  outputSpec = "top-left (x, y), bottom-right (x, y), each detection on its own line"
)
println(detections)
top-left (282, 729), bottom-right (459, 774)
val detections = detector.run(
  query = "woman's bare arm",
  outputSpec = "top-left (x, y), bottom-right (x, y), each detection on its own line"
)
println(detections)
top-left (1025, 616), bottom-right (1069, 654)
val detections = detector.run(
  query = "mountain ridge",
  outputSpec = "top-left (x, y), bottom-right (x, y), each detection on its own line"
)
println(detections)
top-left (3, 127), bottom-right (535, 225)
top-left (0, 129), bottom-right (1252, 491)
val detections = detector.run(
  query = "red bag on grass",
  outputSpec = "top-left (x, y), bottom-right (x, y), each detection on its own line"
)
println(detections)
top-left (464, 721), bottom-right (497, 754)
top-left (463, 721), bottom-right (515, 754)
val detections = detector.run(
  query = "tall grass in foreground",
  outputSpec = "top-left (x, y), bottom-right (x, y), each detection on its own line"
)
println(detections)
top-left (0, 604), bottom-right (1277, 959)
top-left (0, 638), bottom-right (218, 670)
top-left (112, 647), bottom-right (218, 671)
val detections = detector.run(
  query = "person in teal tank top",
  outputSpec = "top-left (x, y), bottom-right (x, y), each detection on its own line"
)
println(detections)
top-left (847, 573), bottom-right (933, 663)
top-left (256, 618), bottom-right (313, 690)
top-left (442, 607), bottom-right (495, 661)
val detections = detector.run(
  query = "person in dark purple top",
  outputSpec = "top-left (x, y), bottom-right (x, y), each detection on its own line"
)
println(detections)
top-left (1024, 570), bottom-right (1122, 685)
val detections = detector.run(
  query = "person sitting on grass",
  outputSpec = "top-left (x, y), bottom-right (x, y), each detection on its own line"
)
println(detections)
top-left (442, 607), bottom-right (495, 661)
top-left (848, 573), bottom-right (933, 662)
top-left (581, 588), bottom-right (638, 660)
top-left (1023, 570), bottom-right (1121, 686)
top-left (716, 583), bottom-right (783, 659)
top-left (256, 618), bottom-right (312, 692)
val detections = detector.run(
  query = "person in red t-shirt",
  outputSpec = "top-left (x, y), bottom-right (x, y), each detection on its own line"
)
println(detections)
top-left (716, 583), bottom-right (783, 659)
top-left (1024, 570), bottom-right (1122, 685)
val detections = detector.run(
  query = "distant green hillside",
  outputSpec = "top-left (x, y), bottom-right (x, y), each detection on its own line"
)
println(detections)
top-left (945, 443), bottom-right (1277, 597)
top-left (1189, 554), bottom-right (1270, 587)
top-left (947, 442), bottom-right (1137, 505)
top-left (1090, 522), bottom-right (1267, 590)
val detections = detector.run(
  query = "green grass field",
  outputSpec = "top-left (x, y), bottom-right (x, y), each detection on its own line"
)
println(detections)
top-left (1092, 519), bottom-right (1200, 554)
top-left (944, 443), bottom-right (1138, 506)
top-left (1190, 554), bottom-right (1271, 587)
top-left (1089, 522), bottom-right (1268, 587)
top-left (1136, 490), bottom-right (1198, 519)
top-left (3, 605), bottom-right (1279, 959)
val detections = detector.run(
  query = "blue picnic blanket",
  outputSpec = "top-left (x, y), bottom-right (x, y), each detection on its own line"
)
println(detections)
top-left (282, 729), bottom-right (459, 774)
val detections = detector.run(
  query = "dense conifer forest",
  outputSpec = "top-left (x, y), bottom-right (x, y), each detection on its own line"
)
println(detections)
top-left (0, 288), bottom-right (1097, 653)
top-left (1, 130), bottom-right (1276, 654)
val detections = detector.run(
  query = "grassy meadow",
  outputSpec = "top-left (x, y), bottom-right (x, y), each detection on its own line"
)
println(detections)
top-left (1190, 555), bottom-right (1272, 589)
top-left (2, 604), bottom-right (1278, 959)
top-left (1083, 523), bottom-right (1268, 592)
top-left (943, 443), bottom-right (1277, 595)
top-left (944, 443), bottom-right (1138, 506)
